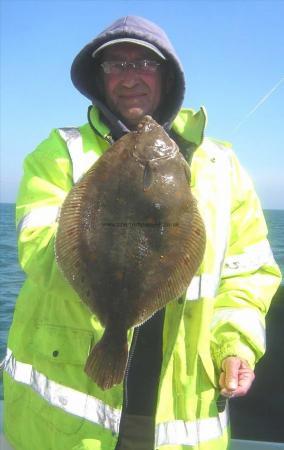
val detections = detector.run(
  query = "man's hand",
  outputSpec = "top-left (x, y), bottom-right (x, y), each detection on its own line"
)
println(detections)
top-left (219, 356), bottom-right (255, 398)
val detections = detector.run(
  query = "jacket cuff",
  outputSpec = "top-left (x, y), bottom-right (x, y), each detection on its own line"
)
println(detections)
top-left (212, 341), bottom-right (256, 373)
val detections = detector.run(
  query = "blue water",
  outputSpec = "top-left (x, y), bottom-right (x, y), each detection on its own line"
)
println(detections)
top-left (0, 203), bottom-right (283, 400)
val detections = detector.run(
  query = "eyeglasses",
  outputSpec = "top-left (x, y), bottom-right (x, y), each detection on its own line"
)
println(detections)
top-left (100, 60), bottom-right (162, 75)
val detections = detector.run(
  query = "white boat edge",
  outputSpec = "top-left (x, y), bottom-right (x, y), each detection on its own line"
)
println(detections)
top-left (0, 401), bottom-right (283, 449)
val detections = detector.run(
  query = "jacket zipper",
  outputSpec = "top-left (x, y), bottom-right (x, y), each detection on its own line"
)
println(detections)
top-left (115, 327), bottom-right (139, 449)
top-left (123, 326), bottom-right (140, 409)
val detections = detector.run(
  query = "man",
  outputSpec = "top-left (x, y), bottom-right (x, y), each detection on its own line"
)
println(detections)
top-left (3, 15), bottom-right (281, 450)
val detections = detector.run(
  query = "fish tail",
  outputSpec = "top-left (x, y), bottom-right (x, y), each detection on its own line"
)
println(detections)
top-left (84, 328), bottom-right (128, 390)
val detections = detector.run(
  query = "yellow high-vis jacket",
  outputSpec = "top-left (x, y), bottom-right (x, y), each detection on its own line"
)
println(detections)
top-left (3, 106), bottom-right (281, 450)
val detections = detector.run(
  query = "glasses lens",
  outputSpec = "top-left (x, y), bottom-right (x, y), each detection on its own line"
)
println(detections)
top-left (101, 60), bottom-right (161, 74)
top-left (138, 60), bottom-right (161, 73)
top-left (101, 62), bottom-right (125, 74)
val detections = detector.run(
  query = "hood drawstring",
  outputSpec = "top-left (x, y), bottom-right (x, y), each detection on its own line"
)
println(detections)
top-left (87, 105), bottom-right (114, 144)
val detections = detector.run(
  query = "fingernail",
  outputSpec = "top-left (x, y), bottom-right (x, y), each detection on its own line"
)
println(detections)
top-left (228, 381), bottom-right (237, 390)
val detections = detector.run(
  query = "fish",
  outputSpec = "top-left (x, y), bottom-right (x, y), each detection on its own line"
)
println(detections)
top-left (55, 115), bottom-right (206, 390)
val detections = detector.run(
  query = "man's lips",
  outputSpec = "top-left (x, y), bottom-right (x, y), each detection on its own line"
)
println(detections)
top-left (118, 93), bottom-right (147, 99)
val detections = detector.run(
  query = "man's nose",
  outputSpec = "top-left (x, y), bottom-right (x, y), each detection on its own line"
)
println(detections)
top-left (120, 70), bottom-right (140, 88)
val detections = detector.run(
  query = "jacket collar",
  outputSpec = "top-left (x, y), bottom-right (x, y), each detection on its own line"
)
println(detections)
top-left (88, 105), bottom-right (207, 148)
top-left (172, 107), bottom-right (207, 147)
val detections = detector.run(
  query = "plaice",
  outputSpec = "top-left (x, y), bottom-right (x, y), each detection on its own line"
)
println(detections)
top-left (55, 115), bottom-right (206, 390)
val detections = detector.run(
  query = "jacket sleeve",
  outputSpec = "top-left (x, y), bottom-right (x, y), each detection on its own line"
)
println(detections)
top-left (210, 150), bottom-right (282, 371)
top-left (16, 129), bottom-right (73, 286)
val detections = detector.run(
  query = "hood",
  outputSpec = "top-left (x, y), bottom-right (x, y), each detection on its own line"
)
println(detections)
top-left (71, 16), bottom-right (185, 136)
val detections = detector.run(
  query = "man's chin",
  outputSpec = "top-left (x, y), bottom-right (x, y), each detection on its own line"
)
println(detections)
top-left (122, 108), bottom-right (150, 128)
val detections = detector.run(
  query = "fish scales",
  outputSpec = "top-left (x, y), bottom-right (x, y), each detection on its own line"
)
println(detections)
top-left (55, 115), bottom-right (206, 390)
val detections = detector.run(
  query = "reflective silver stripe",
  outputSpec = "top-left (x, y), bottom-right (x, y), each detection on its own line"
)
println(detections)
top-left (0, 357), bottom-right (5, 372)
top-left (3, 349), bottom-right (121, 433)
top-left (155, 403), bottom-right (229, 446)
top-left (17, 205), bottom-right (60, 235)
top-left (58, 128), bottom-right (97, 183)
top-left (211, 307), bottom-right (266, 349)
top-left (186, 274), bottom-right (219, 300)
top-left (4, 349), bottom-right (228, 444)
top-left (223, 240), bottom-right (276, 276)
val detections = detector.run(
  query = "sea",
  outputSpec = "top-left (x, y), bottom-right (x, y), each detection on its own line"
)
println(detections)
top-left (0, 203), bottom-right (283, 400)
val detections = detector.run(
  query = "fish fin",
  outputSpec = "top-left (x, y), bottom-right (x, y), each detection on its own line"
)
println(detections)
top-left (182, 158), bottom-right (191, 184)
top-left (85, 328), bottom-right (128, 390)
top-left (143, 162), bottom-right (153, 191)
top-left (152, 200), bottom-right (206, 310)
top-left (55, 169), bottom-right (98, 307)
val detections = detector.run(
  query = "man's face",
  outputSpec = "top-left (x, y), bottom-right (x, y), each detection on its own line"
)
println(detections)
top-left (101, 44), bottom-right (163, 128)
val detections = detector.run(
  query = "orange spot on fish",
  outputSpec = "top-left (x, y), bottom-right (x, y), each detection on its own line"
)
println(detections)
top-left (168, 227), bottom-right (180, 237)
top-left (115, 271), bottom-right (124, 281)
top-left (90, 253), bottom-right (96, 262)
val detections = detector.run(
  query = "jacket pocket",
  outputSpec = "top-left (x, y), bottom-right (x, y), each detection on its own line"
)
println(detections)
top-left (29, 325), bottom-right (95, 434)
top-left (33, 324), bottom-right (94, 365)
top-left (198, 350), bottom-right (218, 389)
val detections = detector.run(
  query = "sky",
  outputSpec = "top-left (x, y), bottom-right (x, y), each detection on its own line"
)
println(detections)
top-left (1, 0), bottom-right (284, 209)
